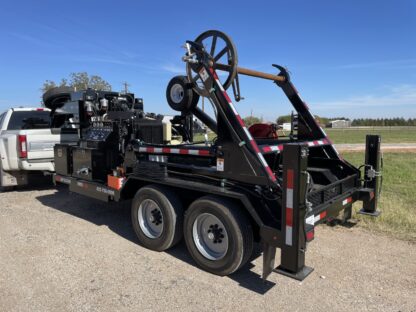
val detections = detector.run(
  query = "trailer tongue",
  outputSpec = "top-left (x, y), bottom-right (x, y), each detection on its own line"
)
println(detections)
top-left (50, 30), bottom-right (382, 281)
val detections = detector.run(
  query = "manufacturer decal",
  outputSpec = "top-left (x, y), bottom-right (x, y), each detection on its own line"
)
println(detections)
top-left (199, 68), bottom-right (209, 82)
top-left (96, 186), bottom-right (115, 196)
top-left (216, 158), bottom-right (224, 171)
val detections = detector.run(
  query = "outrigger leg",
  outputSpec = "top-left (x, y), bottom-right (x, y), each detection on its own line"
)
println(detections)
top-left (358, 135), bottom-right (382, 217)
top-left (262, 144), bottom-right (314, 281)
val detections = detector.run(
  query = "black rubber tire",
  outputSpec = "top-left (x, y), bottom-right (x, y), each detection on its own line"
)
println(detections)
top-left (166, 76), bottom-right (198, 113)
top-left (184, 196), bottom-right (253, 276)
top-left (42, 86), bottom-right (74, 110)
top-left (0, 186), bottom-right (15, 192)
top-left (131, 185), bottom-right (183, 251)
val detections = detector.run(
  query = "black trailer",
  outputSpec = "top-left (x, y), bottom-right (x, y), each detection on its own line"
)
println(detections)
top-left (49, 30), bottom-right (382, 281)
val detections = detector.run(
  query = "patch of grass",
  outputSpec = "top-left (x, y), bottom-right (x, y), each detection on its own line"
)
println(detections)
top-left (325, 127), bottom-right (416, 144)
top-left (342, 152), bottom-right (416, 241)
top-left (194, 127), bottom-right (416, 144)
top-left (193, 132), bottom-right (216, 142)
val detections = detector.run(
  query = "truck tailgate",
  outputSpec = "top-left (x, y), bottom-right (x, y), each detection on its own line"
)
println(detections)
top-left (25, 129), bottom-right (78, 160)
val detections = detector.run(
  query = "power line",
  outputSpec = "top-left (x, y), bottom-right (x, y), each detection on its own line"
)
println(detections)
top-left (122, 82), bottom-right (130, 93)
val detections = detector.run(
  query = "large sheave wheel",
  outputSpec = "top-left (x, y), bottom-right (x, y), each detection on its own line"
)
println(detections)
top-left (184, 196), bottom-right (253, 276)
top-left (186, 30), bottom-right (238, 97)
top-left (131, 185), bottom-right (183, 251)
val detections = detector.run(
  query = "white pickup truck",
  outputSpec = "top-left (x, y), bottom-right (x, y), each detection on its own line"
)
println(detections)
top-left (0, 107), bottom-right (78, 189)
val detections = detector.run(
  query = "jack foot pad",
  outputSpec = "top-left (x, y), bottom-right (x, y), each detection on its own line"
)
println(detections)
top-left (357, 209), bottom-right (381, 217)
top-left (273, 265), bottom-right (314, 281)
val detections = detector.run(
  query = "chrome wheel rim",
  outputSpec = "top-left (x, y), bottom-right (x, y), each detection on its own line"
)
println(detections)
top-left (170, 84), bottom-right (185, 104)
top-left (138, 199), bottom-right (164, 238)
top-left (192, 213), bottom-right (228, 260)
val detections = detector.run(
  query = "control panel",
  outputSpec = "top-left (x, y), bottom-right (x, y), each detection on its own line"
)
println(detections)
top-left (85, 121), bottom-right (113, 141)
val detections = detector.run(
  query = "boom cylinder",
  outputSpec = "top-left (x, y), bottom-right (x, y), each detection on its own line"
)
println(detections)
top-left (215, 64), bottom-right (286, 82)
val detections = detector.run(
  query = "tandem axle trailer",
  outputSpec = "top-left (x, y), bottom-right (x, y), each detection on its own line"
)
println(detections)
top-left (50, 30), bottom-right (382, 281)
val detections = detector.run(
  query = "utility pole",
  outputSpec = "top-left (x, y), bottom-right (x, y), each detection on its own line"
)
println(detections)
top-left (122, 82), bottom-right (130, 94)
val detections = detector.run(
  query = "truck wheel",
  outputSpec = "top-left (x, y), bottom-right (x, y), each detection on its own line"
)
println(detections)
top-left (131, 185), bottom-right (183, 251)
top-left (0, 185), bottom-right (15, 192)
top-left (184, 196), bottom-right (253, 276)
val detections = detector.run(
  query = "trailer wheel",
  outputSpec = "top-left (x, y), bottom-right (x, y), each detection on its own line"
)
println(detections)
top-left (184, 196), bottom-right (253, 276)
top-left (42, 86), bottom-right (74, 110)
top-left (131, 185), bottom-right (183, 251)
top-left (166, 75), bottom-right (199, 113)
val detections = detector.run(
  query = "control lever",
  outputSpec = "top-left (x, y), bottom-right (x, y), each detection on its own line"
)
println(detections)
top-left (182, 41), bottom-right (204, 64)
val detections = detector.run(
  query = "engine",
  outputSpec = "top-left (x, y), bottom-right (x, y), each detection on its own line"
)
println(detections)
top-left (43, 87), bottom-right (165, 182)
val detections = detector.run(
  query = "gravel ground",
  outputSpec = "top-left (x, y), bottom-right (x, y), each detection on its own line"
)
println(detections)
top-left (1, 184), bottom-right (415, 312)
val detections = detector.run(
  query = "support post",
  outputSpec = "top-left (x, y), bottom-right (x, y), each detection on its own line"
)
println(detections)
top-left (262, 242), bottom-right (276, 280)
top-left (359, 135), bottom-right (382, 216)
top-left (274, 144), bottom-right (313, 280)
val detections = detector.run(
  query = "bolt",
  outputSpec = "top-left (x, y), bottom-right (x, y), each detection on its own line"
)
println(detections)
top-left (207, 232), bottom-right (214, 240)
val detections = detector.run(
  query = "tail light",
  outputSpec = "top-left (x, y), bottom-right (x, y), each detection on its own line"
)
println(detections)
top-left (18, 135), bottom-right (27, 158)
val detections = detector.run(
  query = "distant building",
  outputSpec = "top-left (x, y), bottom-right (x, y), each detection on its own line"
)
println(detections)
top-left (328, 119), bottom-right (351, 128)
top-left (282, 123), bottom-right (291, 131)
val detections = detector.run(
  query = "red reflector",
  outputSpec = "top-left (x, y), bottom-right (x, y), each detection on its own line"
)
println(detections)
top-left (370, 191), bottom-right (374, 200)
top-left (286, 169), bottom-right (294, 188)
top-left (18, 135), bottom-right (27, 158)
top-left (36, 108), bottom-right (44, 111)
top-left (306, 230), bottom-right (314, 242)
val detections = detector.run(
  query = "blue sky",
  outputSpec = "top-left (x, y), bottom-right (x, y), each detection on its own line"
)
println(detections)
top-left (0, 0), bottom-right (415, 120)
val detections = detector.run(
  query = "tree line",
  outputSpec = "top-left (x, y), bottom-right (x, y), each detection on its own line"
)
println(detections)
top-left (351, 118), bottom-right (416, 127)
top-left (244, 114), bottom-right (416, 127)
top-left (42, 72), bottom-right (112, 93)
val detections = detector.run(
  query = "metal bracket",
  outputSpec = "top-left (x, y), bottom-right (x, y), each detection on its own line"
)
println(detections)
top-left (360, 164), bottom-right (382, 181)
top-left (274, 265), bottom-right (314, 281)
top-left (357, 209), bottom-right (381, 217)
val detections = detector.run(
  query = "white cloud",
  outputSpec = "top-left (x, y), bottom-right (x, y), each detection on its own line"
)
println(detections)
top-left (312, 84), bottom-right (416, 111)
top-left (8, 32), bottom-right (56, 48)
top-left (333, 59), bottom-right (416, 70)
top-left (161, 64), bottom-right (185, 74)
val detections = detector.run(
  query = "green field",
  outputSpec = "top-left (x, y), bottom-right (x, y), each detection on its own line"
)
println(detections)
top-left (343, 152), bottom-right (416, 241)
top-left (193, 130), bottom-right (415, 240)
top-left (195, 127), bottom-right (416, 144)
top-left (325, 127), bottom-right (416, 144)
